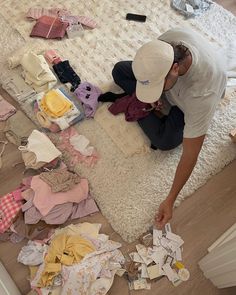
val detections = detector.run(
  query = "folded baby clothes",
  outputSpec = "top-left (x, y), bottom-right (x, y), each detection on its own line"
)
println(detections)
top-left (74, 82), bottom-right (102, 118)
top-left (26, 7), bottom-right (70, 20)
top-left (44, 50), bottom-right (62, 65)
top-left (21, 52), bottom-right (57, 92)
top-left (51, 127), bottom-right (98, 167)
top-left (40, 89), bottom-right (73, 118)
top-left (0, 96), bottom-right (16, 121)
top-left (22, 194), bottom-right (99, 225)
top-left (35, 88), bottom-right (84, 131)
top-left (108, 93), bottom-right (154, 121)
top-left (53, 60), bottom-right (81, 92)
top-left (39, 169), bottom-right (80, 193)
top-left (0, 193), bottom-right (22, 233)
top-left (0, 72), bottom-right (36, 103)
top-left (31, 175), bottom-right (89, 216)
top-left (30, 16), bottom-right (68, 39)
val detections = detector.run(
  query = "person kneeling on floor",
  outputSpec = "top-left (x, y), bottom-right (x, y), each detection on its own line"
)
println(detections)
top-left (99, 27), bottom-right (226, 229)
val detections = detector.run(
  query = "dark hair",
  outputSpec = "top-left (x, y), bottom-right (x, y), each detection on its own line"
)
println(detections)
top-left (171, 42), bottom-right (190, 64)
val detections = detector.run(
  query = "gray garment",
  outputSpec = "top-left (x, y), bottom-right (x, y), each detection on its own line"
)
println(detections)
top-left (171, 0), bottom-right (212, 18)
top-left (159, 27), bottom-right (227, 138)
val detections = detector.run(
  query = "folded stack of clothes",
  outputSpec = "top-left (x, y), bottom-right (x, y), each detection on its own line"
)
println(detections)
top-left (0, 169), bottom-right (99, 243)
top-left (34, 88), bottom-right (85, 132)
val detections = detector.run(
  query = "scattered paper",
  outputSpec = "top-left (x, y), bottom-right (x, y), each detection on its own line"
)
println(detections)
top-left (147, 264), bottom-right (163, 280)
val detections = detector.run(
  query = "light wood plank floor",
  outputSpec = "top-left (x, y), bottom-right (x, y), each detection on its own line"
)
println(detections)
top-left (0, 1), bottom-right (236, 294)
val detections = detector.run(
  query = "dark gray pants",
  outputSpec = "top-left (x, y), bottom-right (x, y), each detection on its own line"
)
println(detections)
top-left (112, 61), bottom-right (185, 150)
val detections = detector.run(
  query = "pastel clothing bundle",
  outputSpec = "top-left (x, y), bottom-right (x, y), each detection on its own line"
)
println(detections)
top-left (22, 191), bottom-right (99, 225)
top-left (0, 96), bottom-right (16, 121)
top-left (38, 233), bottom-right (95, 287)
top-left (74, 82), bottom-right (102, 118)
top-left (50, 127), bottom-right (98, 167)
top-left (35, 88), bottom-right (84, 131)
top-left (31, 175), bottom-right (89, 216)
top-left (24, 223), bottom-right (125, 294)
top-left (30, 16), bottom-right (69, 39)
top-left (21, 52), bottom-right (57, 92)
top-left (108, 93), bottom-right (155, 121)
top-left (40, 89), bottom-right (73, 118)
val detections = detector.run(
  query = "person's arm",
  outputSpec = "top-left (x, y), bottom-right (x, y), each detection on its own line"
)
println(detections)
top-left (155, 135), bottom-right (205, 229)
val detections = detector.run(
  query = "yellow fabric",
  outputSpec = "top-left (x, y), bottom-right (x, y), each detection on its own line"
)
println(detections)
top-left (40, 89), bottom-right (72, 118)
top-left (39, 234), bottom-right (95, 287)
top-left (29, 265), bottom-right (39, 281)
top-left (53, 222), bottom-right (101, 239)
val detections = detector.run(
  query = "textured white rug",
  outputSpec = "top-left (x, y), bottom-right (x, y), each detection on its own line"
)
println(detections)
top-left (0, 0), bottom-right (236, 242)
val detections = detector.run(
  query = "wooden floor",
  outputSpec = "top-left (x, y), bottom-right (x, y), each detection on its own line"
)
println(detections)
top-left (0, 1), bottom-right (236, 295)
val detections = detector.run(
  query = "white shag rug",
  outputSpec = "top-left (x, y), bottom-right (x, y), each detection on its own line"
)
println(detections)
top-left (0, 0), bottom-right (236, 242)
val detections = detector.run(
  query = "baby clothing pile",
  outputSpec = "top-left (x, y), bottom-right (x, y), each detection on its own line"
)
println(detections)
top-left (0, 170), bottom-right (99, 243)
top-left (34, 88), bottom-right (84, 132)
top-left (22, 171), bottom-right (98, 225)
top-left (26, 7), bottom-right (97, 40)
top-left (17, 223), bottom-right (125, 295)
top-left (2, 47), bottom-right (103, 132)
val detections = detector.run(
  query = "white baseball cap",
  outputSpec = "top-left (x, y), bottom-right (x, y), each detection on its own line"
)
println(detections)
top-left (132, 40), bottom-right (174, 103)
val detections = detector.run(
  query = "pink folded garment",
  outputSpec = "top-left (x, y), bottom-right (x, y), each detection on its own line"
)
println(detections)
top-left (54, 127), bottom-right (99, 167)
top-left (31, 175), bottom-right (89, 216)
top-left (26, 7), bottom-right (70, 20)
top-left (0, 96), bottom-right (16, 121)
top-left (22, 194), bottom-right (99, 225)
top-left (30, 16), bottom-right (68, 39)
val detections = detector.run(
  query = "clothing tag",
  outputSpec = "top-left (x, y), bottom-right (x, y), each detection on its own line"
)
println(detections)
top-left (153, 228), bottom-right (162, 246)
top-left (166, 232), bottom-right (184, 246)
top-left (147, 264), bottom-right (163, 280)
top-left (162, 263), bottom-right (180, 283)
top-left (140, 264), bottom-right (149, 279)
top-left (133, 278), bottom-right (151, 290)
top-left (136, 244), bottom-right (153, 265)
top-left (129, 252), bottom-right (145, 264)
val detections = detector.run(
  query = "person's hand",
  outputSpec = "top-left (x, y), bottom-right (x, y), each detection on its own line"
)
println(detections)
top-left (155, 198), bottom-right (174, 229)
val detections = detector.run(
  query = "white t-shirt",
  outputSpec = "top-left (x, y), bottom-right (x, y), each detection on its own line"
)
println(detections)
top-left (159, 27), bottom-right (227, 138)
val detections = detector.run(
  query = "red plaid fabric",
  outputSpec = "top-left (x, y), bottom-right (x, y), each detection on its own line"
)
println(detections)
top-left (0, 193), bottom-right (22, 233)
